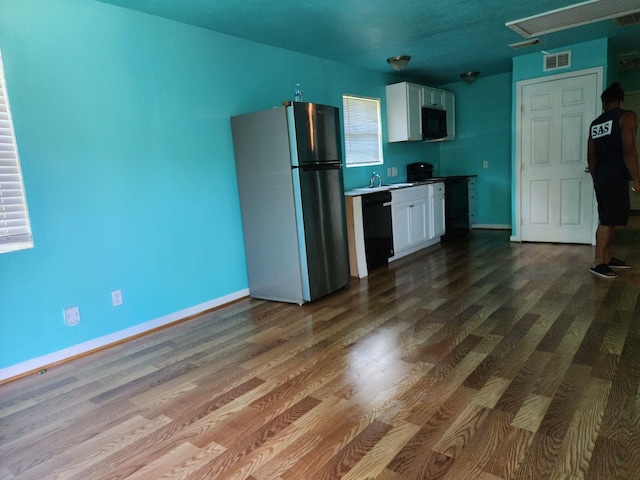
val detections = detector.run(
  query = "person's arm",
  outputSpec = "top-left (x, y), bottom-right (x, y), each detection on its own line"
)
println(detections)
top-left (587, 129), bottom-right (597, 178)
top-left (621, 111), bottom-right (640, 194)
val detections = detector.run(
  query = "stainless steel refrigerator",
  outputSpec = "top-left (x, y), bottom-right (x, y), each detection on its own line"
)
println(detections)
top-left (231, 102), bottom-right (350, 304)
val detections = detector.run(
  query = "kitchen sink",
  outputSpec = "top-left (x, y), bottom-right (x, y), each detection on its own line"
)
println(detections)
top-left (351, 182), bottom-right (415, 193)
top-left (351, 186), bottom-right (392, 193)
top-left (387, 182), bottom-right (415, 188)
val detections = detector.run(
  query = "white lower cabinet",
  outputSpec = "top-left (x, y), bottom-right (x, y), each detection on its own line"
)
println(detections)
top-left (391, 183), bottom-right (444, 261)
top-left (392, 197), bottom-right (427, 252)
top-left (430, 182), bottom-right (446, 238)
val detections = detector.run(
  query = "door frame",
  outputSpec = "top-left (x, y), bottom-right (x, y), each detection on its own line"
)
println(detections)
top-left (512, 66), bottom-right (603, 244)
top-left (625, 91), bottom-right (640, 211)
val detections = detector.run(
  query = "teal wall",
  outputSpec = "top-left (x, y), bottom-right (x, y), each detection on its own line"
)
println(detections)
top-left (619, 70), bottom-right (640, 93)
top-left (440, 73), bottom-right (513, 227)
top-left (0, 0), bottom-right (441, 371)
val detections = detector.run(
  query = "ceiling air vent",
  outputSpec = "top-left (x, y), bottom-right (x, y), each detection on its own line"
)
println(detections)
top-left (506, 0), bottom-right (640, 38)
top-left (613, 12), bottom-right (640, 27)
top-left (544, 51), bottom-right (571, 71)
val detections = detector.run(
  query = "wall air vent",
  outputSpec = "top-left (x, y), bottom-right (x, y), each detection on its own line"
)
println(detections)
top-left (613, 12), bottom-right (640, 27)
top-left (506, 0), bottom-right (640, 38)
top-left (544, 51), bottom-right (571, 72)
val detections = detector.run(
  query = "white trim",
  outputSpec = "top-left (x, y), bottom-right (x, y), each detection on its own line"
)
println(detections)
top-left (514, 66), bottom-right (603, 243)
top-left (0, 288), bottom-right (250, 383)
top-left (472, 224), bottom-right (511, 230)
top-left (389, 237), bottom-right (441, 262)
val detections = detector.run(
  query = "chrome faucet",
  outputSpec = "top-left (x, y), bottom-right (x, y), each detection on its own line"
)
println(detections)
top-left (369, 171), bottom-right (382, 188)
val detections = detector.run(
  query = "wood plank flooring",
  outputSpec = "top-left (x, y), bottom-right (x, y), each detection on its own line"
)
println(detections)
top-left (2, 224), bottom-right (640, 479)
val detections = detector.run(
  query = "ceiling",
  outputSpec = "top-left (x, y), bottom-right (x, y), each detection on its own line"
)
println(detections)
top-left (95, 0), bottom-right (640, 85)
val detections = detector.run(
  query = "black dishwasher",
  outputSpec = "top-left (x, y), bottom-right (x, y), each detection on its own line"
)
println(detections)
top-left (361, 191), bottom-right (394, 269)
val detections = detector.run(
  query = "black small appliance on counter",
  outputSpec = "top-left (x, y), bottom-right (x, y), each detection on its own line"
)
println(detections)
top-left (407, 162), bottom-right (434, 182)
top-left (406, 162), bottom-right (470, 241)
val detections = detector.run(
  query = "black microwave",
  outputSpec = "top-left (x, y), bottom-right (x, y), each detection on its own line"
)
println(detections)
top-left (422, 107), bottom-right (447, 140)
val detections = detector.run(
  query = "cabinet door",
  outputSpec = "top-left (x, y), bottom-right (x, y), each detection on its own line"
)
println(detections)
top-left (468, 178), bottom-right (476, 227)
top-left (392, 202), bottom-right (412, 252)
top-left (443, 91), bottom-right (455, 141)
top-left (431, 195), bottom-right (445, 238)
top-left (423, 87), bottom-right (445, 108)
top-left (407, 83), bottom-right (423, 141)
top-left (429, 183), bottom-right (446, 238)
top-left (410, 198), bottom-right (428, 245)
top-left (386, 82), bottom-right (423, 142)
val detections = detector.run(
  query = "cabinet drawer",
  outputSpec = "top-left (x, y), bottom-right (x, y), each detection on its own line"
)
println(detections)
top-left (430, 182), bottom-right (444, 195)
top-left (391, 185), bottom-right (428, 204)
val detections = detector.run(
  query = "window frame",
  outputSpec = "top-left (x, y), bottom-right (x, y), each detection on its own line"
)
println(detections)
top-left (0, 50), bottom-right (33, 254)
top-left (342, 94), bottom-right (384, 168)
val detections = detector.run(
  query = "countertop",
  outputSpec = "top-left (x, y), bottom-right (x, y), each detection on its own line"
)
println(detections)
top-left (345, 176), bottom-right (475, 196)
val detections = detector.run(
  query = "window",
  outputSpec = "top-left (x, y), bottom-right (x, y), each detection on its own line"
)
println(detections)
top-left (0, 50), bottom-right (32, 253)
top-left (342, 94), bottom-right (383, 167)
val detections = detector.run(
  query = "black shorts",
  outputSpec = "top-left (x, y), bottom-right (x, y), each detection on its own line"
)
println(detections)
top-left (594, 183), bottom-right (630, 226)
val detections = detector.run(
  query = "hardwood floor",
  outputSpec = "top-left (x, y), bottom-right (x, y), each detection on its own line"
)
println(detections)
top-left (2, 225), bottom-right (640, 479)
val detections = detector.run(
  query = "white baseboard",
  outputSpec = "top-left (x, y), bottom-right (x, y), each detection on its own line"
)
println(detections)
top-left (472, 224), bottom-right (512, 230)
top-left (0, 288), bottom-right (250, 383)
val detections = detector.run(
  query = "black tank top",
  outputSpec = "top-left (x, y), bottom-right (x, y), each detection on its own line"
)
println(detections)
top-left (590, 108), bottom-right (631, 185)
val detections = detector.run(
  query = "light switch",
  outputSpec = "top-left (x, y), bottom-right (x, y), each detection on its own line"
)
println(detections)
top-left (112, 289), bottom-right (123, 307)
top-left (63, 306), bottom-right (80, 326)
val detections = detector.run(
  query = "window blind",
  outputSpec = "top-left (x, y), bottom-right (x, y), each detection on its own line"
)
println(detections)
top-left (0, 51), bottom-right (33, 253)
top-left (342, 95), bottom-right (383, 167)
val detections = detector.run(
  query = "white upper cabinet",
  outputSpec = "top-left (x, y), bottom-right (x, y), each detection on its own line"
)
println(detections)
top-left (385, 81), bottom-right (455, 143)
top-left (385, 82), bottom-right (423, 142)
top-left (423, 86), bottom-right (445, 109)
top-left (442, 91), bottom-right (456, 141)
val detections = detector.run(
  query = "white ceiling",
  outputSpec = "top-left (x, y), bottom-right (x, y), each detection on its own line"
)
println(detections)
top-left (95, 0), bottom-right (640, 84)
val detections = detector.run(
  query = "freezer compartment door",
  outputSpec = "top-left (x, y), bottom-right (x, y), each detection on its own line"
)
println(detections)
top-left (293, 166), bottom-right (350, 300)
top-left (289, 102), bottom-right (342, 166)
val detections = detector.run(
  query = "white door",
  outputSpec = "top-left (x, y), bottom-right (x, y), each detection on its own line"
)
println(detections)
top-left (625, 92), bottom-right (640, 211)
top-left (519, 69), bottom-right (600, 243)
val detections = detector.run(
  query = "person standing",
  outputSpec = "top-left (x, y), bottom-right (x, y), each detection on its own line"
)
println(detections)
top-left (588, 82), bottom-right (640, 279)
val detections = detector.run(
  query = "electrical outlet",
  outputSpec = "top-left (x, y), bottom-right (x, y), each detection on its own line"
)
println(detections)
top-left (111, 289), bottom-right (123, 307)
top-left (63, 306), bottom-right (80, 326)
top-left (392, 167), bottom-right (398, 176)
top-left (483, 161), bottom-right (489, 169)
top-left (387, 167), bottom-right (392, 176)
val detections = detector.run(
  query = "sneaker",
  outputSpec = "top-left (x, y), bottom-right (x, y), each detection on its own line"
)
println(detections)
top-left (608, 257), bottom-right (631, 269)
top-left (590, 264), bottom-right (618, 279)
